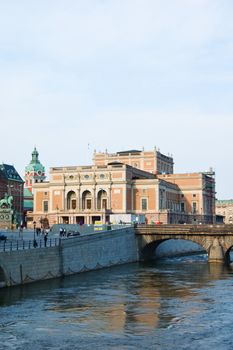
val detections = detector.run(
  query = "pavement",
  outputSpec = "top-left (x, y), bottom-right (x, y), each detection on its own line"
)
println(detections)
top-left (0, 229), bottom-right (58, 241)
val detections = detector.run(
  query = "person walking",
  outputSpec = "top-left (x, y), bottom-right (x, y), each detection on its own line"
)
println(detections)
top-left (59, 227), bottom-right (63, 237)
top-left (44, 233), bottom-right (48, 247)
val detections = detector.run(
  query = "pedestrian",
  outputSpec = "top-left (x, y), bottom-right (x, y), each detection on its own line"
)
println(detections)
top-left (63, 228), bottom-right (66, 237)
top-left (44, 233), bottom-right (48, 247)
top-left (59, 227), bottom-right (63, 237)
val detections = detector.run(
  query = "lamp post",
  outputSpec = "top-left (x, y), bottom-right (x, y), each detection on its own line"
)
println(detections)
top-left (7, 184), bottom-right (14, 229)
top-left (33, 221), bottom-right (38, 248)
top-left (33, 221), bottom-right (36, 240)
top-left (19, 184), bottom-right (23, 226)
top-left (56, 205), bottom-right (59, 224)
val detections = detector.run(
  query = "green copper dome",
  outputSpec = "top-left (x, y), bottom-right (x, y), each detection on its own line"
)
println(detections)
top-left (25, 147), bottom-right (45, 174)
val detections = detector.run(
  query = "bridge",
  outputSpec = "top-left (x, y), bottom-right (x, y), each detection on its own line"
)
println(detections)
top-left (135, 224), bottom-right (233, 264)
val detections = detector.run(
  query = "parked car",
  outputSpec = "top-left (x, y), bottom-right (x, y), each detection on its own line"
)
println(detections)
top-left (0, 233), bottom-right (7, 242)
top-left (155, 221), bottom-right (163, 225)
top-left (67, 231), bottom-right (80, 237)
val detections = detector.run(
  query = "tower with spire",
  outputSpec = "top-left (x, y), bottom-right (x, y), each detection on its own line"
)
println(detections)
top-left (24, 147), bottom-right (46, 193)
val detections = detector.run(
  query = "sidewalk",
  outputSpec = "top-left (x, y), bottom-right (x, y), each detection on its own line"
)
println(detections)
top-left (0, 229), bottom-right (58, 241)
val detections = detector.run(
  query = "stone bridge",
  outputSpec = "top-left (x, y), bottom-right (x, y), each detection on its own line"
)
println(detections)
top-left (135, 224), bottom-right (233, 264)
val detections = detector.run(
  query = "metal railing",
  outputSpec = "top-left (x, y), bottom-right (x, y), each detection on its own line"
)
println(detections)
top-left (0, 238), bottom-right (60, 252)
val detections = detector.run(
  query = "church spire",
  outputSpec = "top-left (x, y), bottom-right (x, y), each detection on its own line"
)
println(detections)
top-left (25, 147), bottom-right (46, 192)
top-left (31, 147), bottom-right (39, 164)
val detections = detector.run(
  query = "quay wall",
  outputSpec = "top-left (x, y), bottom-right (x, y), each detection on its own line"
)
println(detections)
top-left (0, 227), bottom-right (138, 288)
top-left (0, 247), bottom-right (60, 287)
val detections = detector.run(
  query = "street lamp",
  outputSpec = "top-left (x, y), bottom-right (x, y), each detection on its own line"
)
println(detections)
top-left (19, 184), bottom-right (23, 227)
top-left (33, 221), bottom-right (37, 248)
top-left (33, 221), bottom-right (36, 240)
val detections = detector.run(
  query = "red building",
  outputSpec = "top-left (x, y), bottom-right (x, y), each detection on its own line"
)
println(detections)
top-left (0, 164), bottom-right (24, 225)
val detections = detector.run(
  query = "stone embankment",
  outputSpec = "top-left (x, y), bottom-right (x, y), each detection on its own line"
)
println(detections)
top-left (0, 227), bottom-right (138, 288)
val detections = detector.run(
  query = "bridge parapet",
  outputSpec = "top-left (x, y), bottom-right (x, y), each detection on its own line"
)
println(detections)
top-left (135, 224), bottom-right (233, 236)
top-left (135, 224), bottom-right (233, 264)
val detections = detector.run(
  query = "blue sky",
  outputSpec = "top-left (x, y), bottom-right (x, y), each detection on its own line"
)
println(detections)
top-left (0, 0), bottom-right (233, 198)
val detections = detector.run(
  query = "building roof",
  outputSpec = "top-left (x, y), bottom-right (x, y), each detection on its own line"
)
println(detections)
top-left (24, 199), bottom-right (33, 210)
top-left (0, 164), bottom-right (23, 182)
top-left (24, 187), bottom-right (33, 198)
top-left (23, 188), bottom-right (33, 211)
top-left (116, 150), bottom-right (142, 155)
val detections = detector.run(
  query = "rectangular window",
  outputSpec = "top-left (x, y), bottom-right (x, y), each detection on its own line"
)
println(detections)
top-left (181, 202), bottom-right (185, 212)
top-left (102, 199), bottom-right (107, 209)
top-left (86, 199), bottom-right (92, 209)
top-left (43, 201), bottom-right (48, 212)
top-left (192, 202), bottom-right (197, 213)
top-left (71, 199), bottom-right (76, 209)
top-left (141, 198), bottom-right (148, 211)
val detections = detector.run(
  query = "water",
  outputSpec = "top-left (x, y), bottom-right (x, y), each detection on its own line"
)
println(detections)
top-left (1, 254), bottom-right (233, 349)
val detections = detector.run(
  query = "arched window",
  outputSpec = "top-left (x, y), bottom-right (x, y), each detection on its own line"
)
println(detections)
top-left (82, 190), bottom-right (92, 210)
top-left (97, 189), bottom-right (108, 210)
top-left (67, 191), bottom-right (76, 210)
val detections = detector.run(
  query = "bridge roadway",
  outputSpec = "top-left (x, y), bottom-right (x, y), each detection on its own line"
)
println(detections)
top-left (135, 224), bottom-right (233, 263)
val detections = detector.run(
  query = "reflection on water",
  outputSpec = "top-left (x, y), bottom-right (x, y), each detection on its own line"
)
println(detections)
top-left (1, 254), bottom-right (233, 349)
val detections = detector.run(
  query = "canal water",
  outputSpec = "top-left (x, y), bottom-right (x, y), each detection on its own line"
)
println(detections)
top-left (1, 254), bottom-right (233, 350)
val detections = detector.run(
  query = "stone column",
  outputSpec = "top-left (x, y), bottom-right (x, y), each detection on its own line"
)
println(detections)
top-left (76, 187), bottom-right (80, 211)
top-left (93, 187), bottom-right (96, 211)
top-left (208, 238), bottom-right (226, 263)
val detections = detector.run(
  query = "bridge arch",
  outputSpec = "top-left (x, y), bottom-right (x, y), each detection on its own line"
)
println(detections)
top-left (139, 236), bottom-right (208, 261)
top-left (0, 265), bottom-right (7, 288)
top-left (224, 245), bottom-right (233, 264)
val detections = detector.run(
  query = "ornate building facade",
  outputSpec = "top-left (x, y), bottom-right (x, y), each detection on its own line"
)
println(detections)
top-left (158, 171), bottom-right (216, 224)
top-left (93, 148), bottom-right (174, 174)
top-left (31, 149), bottom-right (216, 227)
top-left (216, 200), bottom-right (233, 224)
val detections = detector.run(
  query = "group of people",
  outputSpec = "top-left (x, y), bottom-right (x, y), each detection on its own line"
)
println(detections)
top-left (36, 227), bottom-right (50, 236)
top-left (59, 227), bottom-right (67, 237)
top-left (33, 227), bottom-right (50, 248)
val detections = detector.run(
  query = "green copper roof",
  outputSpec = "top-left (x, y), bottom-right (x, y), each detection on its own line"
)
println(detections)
top-left (25, 147), bottom-right (45, 173)
top-left (24, 187), bottom-right (33, 198)
top-left (24, 199), bottom-right (33, 210)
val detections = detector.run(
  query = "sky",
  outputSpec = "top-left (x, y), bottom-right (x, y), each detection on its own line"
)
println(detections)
top-left (0, 0), bottom-right (233, 198)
